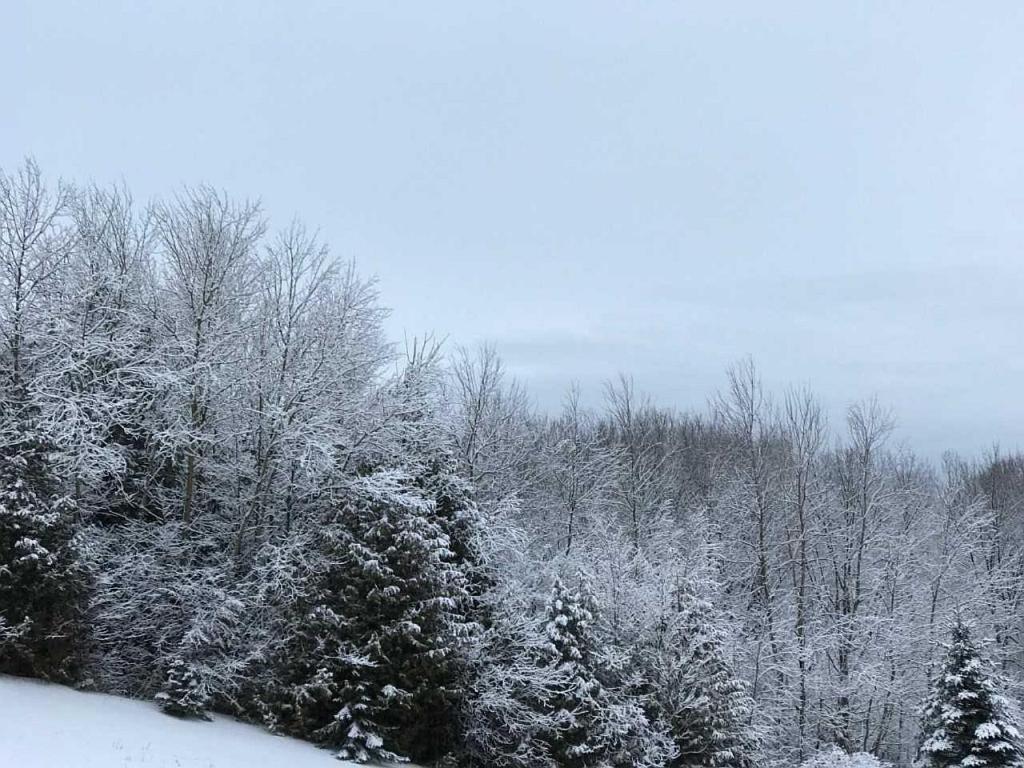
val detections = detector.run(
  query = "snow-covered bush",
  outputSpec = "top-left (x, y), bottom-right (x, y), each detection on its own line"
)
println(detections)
top-left (799, 745), bottom-right (890, 768)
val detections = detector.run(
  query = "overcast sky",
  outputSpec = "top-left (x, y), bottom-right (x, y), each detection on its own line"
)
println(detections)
top-left (3, 2), bottom-right (1023, 458)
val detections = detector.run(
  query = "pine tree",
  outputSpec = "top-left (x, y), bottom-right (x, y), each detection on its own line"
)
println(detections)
top-left (315, 654), bottom-right (403, 764)
top-left (421, 452), bottom-right (490, 602)
top-left (917, 621), bottom-right (1024, 768)
top-left (0, 406), bottom-right (85, 681)
top-left (412, 452), bottom-right (489, 761)
top-left (542, 575), bottom-right (606, 768)
top-left (264, 469), bottom-right (473, 763)
top-left (156, 656), bottom-right (211, 719)
top-left (653, 592), bottom-right (761, 768)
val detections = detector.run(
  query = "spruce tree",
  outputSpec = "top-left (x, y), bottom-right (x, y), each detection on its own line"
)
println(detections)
top-left (265, 470), bottom-right (473, 763)
top-left (542, 575), bottom-right (606, 768)
top-left (413, 452), bottom-right (488, 761)
top-left (654, 592), bottom-right (761, 768)
top-left (917, 621), bottom-right (1024, 768)
top-left (0, 406), bottom-right (85, 681)
top-left (156, 656), bottom-right (211, 719)
top-left (420, 452), bottom-right (490, 603)
top-left (315, 654), bottom-right (402, 764)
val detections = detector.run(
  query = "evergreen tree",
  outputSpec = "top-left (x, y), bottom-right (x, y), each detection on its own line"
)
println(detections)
top-left (315, 653), bottom-right (403, 764)
top-left (917, 621), bottom-right (1024, 768)
top-left (0, 406), bottom-right (85, 681)
top-left (652, 592), bottom-right (761, 768)
top-left (542, 575), bottom-right (606, 768)
top-left (414, 451), bottom-right (490, 762)
top-left (156, 656), bottom-right (211, 719)
top-left (421, 452), bottom-right (490, 603)
top-left (264, 469), bottom-right (473, 763)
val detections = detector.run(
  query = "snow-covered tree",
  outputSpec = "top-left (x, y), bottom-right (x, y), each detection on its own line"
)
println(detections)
top-left (448, 343), bottom-right (535, 507)
top-left (233, 227), bottom-right (387, 550)
top-left (918, 621), bottom-right (1024, 768)
top-left (156, 656), bottom-right (211, 719)
top-left (0, 408), bottom-right (85, 681)
top-left (604, 375), bottom-right (676, 554)
top-left (540, 576), bottom-right (607, 767)
top-left (464, 613), bottom-right (569, 767)
top-left (317, 654), bottom-right (402, 764)
top-left (264, 469), bottom-right (474, 763)
top-left (56, 182), bottom-right (164, 515)
top-left (650, 591), bottom-right (761, 768)
top-left (153, 187), bottom-right (264, 525)
top-left (534, 573), bottom-right (677, 768)
top-left (541, 385), bottom-right (618, 557)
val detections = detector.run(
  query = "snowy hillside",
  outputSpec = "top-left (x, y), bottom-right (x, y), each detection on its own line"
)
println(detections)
top-left (0, 675), bottom-right (393, 768)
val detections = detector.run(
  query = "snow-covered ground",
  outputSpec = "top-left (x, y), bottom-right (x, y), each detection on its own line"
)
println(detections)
top-left (0, 675), bottom-right (390, 768)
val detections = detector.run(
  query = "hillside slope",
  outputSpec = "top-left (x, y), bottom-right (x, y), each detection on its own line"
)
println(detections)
top-left (0, 675), bottom-right (394, 767)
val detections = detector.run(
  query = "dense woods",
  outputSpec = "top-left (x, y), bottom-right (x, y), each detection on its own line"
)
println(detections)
top-left (2, 160), bottom-right (1024, 768)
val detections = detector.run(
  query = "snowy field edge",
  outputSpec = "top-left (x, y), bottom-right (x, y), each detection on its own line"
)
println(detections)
top-left (0, 675), bottom-right (415, 768)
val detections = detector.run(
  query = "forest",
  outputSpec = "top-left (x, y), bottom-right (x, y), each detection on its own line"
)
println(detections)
top-left (1, 159), bottom-right (1023, 768)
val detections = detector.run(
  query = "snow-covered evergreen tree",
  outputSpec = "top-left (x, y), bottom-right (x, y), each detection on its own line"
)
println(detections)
top-left (917, 621), bottom-right (1024, 768)
top-left (156, 656), bottom-right (211, 719)
top-left (314, 653), bottom-right (404, 764)
top-left (652, 591), bottom-right (762, 768)
top-left (541, 575), bottom-right (607, 768)
top-left (264, 469), bottom-right (473, 763)
top-left (0, 407), bottom-right (85, 681)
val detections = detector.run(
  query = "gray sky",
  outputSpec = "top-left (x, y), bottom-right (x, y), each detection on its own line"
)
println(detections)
top-left (4, 2), bottom-right (1023, 458)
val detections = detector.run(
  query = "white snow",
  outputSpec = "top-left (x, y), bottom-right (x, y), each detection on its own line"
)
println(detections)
top-left (0, 675), bottom-right (409, 768)
top-left (977, 722), bottom-right (1002, 740)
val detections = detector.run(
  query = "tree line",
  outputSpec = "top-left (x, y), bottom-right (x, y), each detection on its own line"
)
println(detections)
top-left (1, 159), bottom-right (1022, 768)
